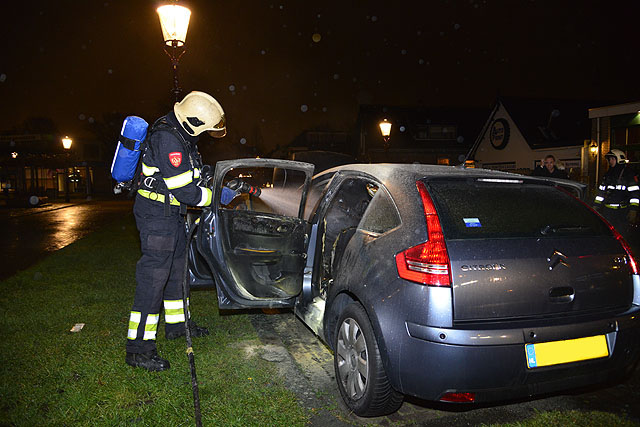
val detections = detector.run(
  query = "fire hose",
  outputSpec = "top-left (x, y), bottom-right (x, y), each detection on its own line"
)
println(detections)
top-left (181, 219), bottom-right (202, 427)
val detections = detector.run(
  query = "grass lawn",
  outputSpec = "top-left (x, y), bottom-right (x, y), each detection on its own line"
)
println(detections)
top-left (0, 217), bottom-right (308, 426)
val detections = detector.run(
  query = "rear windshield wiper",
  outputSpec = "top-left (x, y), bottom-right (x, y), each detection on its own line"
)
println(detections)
top-left (540, 225), bottom-right (592, 236)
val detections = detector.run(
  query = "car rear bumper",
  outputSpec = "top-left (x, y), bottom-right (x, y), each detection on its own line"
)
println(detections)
top-left (397, 308), bottom-right (640, 402)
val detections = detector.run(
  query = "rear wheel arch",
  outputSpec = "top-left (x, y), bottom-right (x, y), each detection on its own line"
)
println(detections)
top-left (333, 301), bottom-right (404, 416)
top-left (324, 291), bottom-right (394, 383)
top-left (324, 291), bottom-right (356, 350)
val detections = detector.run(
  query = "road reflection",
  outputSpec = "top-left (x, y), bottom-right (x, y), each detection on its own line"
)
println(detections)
top-left (49, 207), bottom-right (81, 250)
top-left (0, 200), bottom-right (133, 280)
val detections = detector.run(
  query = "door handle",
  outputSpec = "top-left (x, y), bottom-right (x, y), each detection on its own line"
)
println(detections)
top-left (548, 286), bottom-right (575, 303)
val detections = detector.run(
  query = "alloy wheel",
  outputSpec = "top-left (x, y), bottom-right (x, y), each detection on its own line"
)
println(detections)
top-left (336, 317), bottom-right (369, 400)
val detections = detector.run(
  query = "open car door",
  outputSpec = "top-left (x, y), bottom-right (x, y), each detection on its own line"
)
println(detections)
top-left (195, 158), bottom-right (315, 309)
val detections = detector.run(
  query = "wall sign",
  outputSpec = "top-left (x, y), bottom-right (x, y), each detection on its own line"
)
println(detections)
top-left (490, 118), bottom-right (510, 150)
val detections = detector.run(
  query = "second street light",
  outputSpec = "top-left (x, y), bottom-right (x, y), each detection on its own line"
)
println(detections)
top-left (62, 136), bottom-right (73, 202)
top-left (157, 3), bottom-right (191, 101)
top-left (379, 118), bottom-right (392, 150)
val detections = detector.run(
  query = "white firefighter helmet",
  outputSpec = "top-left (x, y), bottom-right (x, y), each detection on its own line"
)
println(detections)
top-left (174, 91), bottom-right (226, 137)
top-left (605, 148), bottom-right (628, 164)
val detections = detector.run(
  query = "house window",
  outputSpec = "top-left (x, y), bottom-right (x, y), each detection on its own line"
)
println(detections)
top-left (429, 125), bottom-right (456, 140)
top-left (482, 162), bottom-right (516, 171)
top-left (415, 127), bottom-right (429, 140)
top-left (437, 157), bottom-right (450, 165)
top-left (415, 125), bottom-right (457, 141)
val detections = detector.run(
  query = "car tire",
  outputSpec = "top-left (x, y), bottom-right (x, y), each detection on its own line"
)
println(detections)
top-left (334, 302), bottom-right (403, 417)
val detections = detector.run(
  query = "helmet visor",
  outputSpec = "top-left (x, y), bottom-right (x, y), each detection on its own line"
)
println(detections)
top-left (207, 116), bottom-right (226, 138)
top-left (208, 128), bottom-right (227, 138)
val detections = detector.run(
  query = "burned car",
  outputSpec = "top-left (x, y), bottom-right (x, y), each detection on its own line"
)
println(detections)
top-left (188, 159), bottom-right (640, 416)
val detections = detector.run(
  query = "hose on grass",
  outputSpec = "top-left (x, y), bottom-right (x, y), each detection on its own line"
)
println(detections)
top-left (181, 220), bottom-right (202, 427)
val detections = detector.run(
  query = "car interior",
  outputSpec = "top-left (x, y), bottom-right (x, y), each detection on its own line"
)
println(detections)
top-left (319, 178), bottom-right (378, 298)
top-left (208, 167), bottom-right (379, 301)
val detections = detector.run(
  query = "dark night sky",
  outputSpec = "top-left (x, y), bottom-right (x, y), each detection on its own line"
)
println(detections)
top-left (2, 0), bottom-right (639, 153)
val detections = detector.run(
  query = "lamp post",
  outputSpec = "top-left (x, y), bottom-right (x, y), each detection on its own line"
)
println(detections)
top-left (157, 2), bottom-right (191, 101)
top-left (62, 136), bottom-right (72, 202)
top-left (589, 141), bottom-right (599, 193)
top-left (379, 119), bottom-right (392, 150)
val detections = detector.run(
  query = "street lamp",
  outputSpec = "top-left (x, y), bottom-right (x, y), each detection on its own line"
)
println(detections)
top-left (62, 136), bottom-right (73, 150)
top-left (157, 2), bottom-right (191, 101)
top-left (62, 136), bottom-right (73, 202)
top-left (589, 141), bottom-right (598, 155)
top-left (379, 119), bottom-right (392, 150)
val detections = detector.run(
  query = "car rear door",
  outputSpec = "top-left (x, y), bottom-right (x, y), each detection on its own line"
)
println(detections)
top-left (426, 177), bottom-right (635, 322)
top-left (196, 158), bottom-right (315, 309)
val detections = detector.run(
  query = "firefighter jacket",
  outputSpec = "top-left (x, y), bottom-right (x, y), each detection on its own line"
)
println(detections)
top-left (137, 112), bottom-right (212, 208)
top-left (594, 163), bottom-right (639, 212)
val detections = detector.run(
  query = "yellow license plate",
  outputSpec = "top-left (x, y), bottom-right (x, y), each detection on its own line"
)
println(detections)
top-left (525, 335), bottom-right (609, 369)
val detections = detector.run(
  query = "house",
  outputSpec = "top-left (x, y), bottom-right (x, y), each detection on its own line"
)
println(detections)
top-left (355, 105), bottom-right (489, 164)
top-left (0, 133), bottom-right (109, 205)
top-left (467, 97), bottom-right (599, 181)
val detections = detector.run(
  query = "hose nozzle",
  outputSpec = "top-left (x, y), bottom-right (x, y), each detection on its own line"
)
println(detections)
top-left (227, 179), bottom-right (261, 197)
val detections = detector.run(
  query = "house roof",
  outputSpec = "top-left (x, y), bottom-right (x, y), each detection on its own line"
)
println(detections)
top-left (497, 97), bottom-right (603, 149)
top-left (588, 101), bottom-right (640, 119)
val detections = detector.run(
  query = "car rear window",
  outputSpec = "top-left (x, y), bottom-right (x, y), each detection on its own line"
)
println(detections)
top-left (426, 179), bottom-right (612, 239)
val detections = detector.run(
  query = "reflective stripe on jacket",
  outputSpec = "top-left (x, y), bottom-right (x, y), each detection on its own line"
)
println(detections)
top-left (594, 164), bottom-right (639, 211)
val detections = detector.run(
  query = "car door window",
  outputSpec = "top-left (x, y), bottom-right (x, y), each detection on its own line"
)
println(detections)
top-left (222, 166), bottom-right (307, 217)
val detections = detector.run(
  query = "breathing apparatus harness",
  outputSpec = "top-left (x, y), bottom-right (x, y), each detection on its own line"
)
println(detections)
top-left (136, 117), bottom-right (202, 217)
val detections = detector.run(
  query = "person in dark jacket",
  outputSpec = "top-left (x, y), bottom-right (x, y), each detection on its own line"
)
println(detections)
top-left (593, 149), bottom-right (639, 247)
top-left (531, 154), bottom-right (569, 179)
top-left (125, 91), bottom-right (227, 372)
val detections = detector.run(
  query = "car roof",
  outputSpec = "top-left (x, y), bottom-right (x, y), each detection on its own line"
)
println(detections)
top-left (317, 163), bottom-right (528, 182)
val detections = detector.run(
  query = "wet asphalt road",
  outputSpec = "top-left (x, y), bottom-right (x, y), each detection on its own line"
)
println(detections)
top-left (0, 198), bottom-right (133, 281)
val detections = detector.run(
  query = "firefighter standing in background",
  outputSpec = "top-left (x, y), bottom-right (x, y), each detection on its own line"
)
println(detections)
top-left (593, 149), bottom-right (639, 247)
top-left (126, 91), bottom-right (226, 372)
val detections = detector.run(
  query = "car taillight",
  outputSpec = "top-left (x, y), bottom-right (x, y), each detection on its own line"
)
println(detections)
top-left (439, 392), bottom-right (476, 403)
top-left (395, 181), bottom-right (451, 287)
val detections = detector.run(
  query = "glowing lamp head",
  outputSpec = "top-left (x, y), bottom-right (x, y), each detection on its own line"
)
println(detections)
top-left (62, 136), bottom-right (73, 150)
top-left (157, 4), bottom-right (191, 47)
top-left (379, 119), bottom-right (392, 142)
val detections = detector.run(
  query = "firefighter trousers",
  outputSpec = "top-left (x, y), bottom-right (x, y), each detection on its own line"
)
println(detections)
top-left (126, 195), bottom-right (188, 354)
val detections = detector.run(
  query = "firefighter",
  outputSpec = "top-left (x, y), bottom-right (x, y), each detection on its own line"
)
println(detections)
top-left (593, 149), bottom-right (639, 244)
top-left (125, 91), bottom-right (226, 372)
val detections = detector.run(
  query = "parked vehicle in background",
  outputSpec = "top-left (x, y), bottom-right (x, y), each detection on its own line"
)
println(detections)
top-left (188, 159), bottom-right (640, 416)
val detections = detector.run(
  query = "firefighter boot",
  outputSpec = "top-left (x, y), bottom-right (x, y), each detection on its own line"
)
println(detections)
top-left (166, 321), bottom-right (210, 340)
top-left (125, 350), bottom-right (171, 372)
